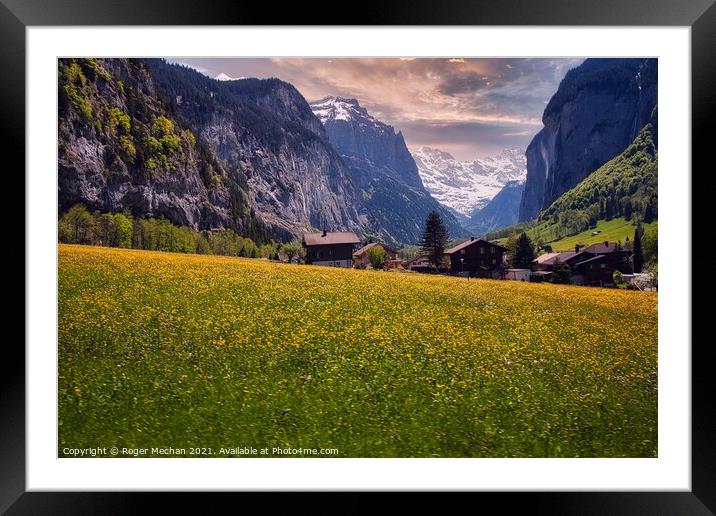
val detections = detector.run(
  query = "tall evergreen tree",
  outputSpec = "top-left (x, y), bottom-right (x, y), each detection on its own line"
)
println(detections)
top-left (419, 210), bottom-right (449, 270)
top-left (643, 198), bottom-right (657, 223)
top-left (512, 232), bottom-right (536, 269)
top-left (624, 200), bottom-right (633, 221)
top-left (633, 222), bottom-right (644, 273)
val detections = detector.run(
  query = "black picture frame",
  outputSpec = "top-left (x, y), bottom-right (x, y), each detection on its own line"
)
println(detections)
top-left (5, 0), bottom-right (713, 512)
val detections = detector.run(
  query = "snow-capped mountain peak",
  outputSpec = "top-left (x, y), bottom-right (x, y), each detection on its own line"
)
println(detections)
top-left (411, 146), bottom-right (527, 216)
top-left (310, 96), bottom-right (384, 126)
top-left (214, 72), bottom-right (243, 81)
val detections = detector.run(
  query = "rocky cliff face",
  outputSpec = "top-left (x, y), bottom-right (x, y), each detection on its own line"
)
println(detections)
top-left (311, 97), bottom-right (466, 245)
top-left (59, 58), bottom-right (381, 242)
top-left (58, 58), bottom-right (268, 237)
top-left (145, 62), bottom-right (374, 241)
top-left (518, 58), bottom-right (658, 222)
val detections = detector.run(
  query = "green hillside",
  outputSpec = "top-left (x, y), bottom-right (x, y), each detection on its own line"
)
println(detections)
top-left (544, 218), bottom-right (657, 251)
top-left (538, 120), bottom-right (657, 233)
top-left (489, 118), bottom-right (657, 256)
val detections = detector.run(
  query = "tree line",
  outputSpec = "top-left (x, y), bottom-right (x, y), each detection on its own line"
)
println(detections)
top-left (58, 204), bottom-right (278, 259)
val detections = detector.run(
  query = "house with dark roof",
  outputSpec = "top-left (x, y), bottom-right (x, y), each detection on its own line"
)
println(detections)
top-left (533, 251), bottom-right (579, 271)
top-left (302, 230), bottom-right (360, 268)
top-left (444, 237), bottom-right (507, 277)
top-left (531, 241), bottom-right (633, 286)
top-left (574, 242), bottom-right (633, 286)
top-left (352, 242), bottom-right (398, 268)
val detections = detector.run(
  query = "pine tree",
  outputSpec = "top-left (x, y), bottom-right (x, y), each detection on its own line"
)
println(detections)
top-left (605, 197), bottom-right (615, 220)
top-left (633, 222), bottom-right (644, 273)
top-left (419, 210), bottom-right (449, 270)
top-left (624, 200), bottom-right (633, 221)
top-left (512, 232), bottom-right (535, 269)
top-left (643, 198), bottom-right (657, 223)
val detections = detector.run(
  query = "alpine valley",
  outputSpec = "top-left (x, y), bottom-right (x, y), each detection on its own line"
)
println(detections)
top-left (58, 57), bottom-right (657, 247)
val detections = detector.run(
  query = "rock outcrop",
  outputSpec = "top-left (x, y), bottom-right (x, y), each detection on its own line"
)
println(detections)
top-left (146, 62), bottom-right (374, 241)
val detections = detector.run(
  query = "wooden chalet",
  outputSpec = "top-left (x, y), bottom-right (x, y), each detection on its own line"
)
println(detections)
top-left (444, 237), bottom-right (507, 277)
top-left (531, 241), bottom-right (633, 287)
top-left (574, 241), bottom-right (633, 286)
top-left (302, 230), bottom-right (360, 268)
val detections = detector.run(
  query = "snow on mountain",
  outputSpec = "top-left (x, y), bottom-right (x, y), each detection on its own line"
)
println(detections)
top-left (214, 72), bottom-right (244, 81)
top-left (310, 96), bottom-right (389, 132)
top-left (411, 146), bottom-right (527, 216)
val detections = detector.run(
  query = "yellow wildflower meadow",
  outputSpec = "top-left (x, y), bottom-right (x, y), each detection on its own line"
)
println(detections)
top-left (58, 244), bottom-right (657, 457)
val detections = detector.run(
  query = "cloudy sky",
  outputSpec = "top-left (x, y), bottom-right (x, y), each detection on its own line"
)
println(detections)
top-left (172, 58), bottom-right (584, 160)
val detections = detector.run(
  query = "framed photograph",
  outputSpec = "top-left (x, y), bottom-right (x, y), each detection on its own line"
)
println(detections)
top-left (7, 0), bottom-right (713, 511)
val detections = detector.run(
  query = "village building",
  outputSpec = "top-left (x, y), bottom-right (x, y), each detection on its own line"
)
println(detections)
top-left (444, 237), bottom-right (507, 277)
top-left (404, 255), bottom-right (432, 272)
top-left (532, 251), bottom-right (578, 271)
top-left (352, 242), bottom-right (398, 268)
top-left (302, 230), bottom-right (360, 268)
top-left (531, 242), bottom-right (633, 287)
top-left (505, 268), bottom-right (531, 282)
top-left (575, 242), bottom-right (633, 286)
top-left (384, 259), bottom-right (404, 270)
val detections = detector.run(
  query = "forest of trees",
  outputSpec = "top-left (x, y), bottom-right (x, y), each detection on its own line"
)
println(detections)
top-left (58, 204), bottom-right (278, 259)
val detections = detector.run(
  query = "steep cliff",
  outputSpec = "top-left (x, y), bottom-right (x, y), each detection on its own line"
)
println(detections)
top-left (311, 97), bottom-right (466, 245)
top-left (58, 58), bottom-right (272, 241)
top-left (145, 61), bottom-right (373, 240)
top-left (518, 58), bottom-right (657, 222)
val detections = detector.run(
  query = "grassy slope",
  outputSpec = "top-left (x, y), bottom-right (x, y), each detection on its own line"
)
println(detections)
top-left (496, 217), bottom-right (657, 251)
top-left (544, 218), bottom-right (658, 251)
top-left (59, 244), bottom-right (658, 458)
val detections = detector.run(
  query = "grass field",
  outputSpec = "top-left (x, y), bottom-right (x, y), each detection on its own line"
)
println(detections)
top-left (546, 218), bottom-right (658, 251)
top-left (58, 244), bottom-right (658, 458)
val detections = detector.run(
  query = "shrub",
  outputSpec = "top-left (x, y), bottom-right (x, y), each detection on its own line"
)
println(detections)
top-left (368, 246), bottom-right (389, 269)
top-left (613, 270), bottom-right (626, 288)
top-left (552, 259), bottom-right (572, 284)
top-left (84, 58), bottom-right (112, 82)
top-left (107, 107), bottom-right (131, 135)
top-left (63, 83), bottom-right (93, 121)
top-left (151, 116), bottom-right (174, 137)
top-left (143, 136), bottom-right (163, 155)
top-left (119, 136), bottom-right (137, 163)
top-left (160, 133), bottom-right (182, 152)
